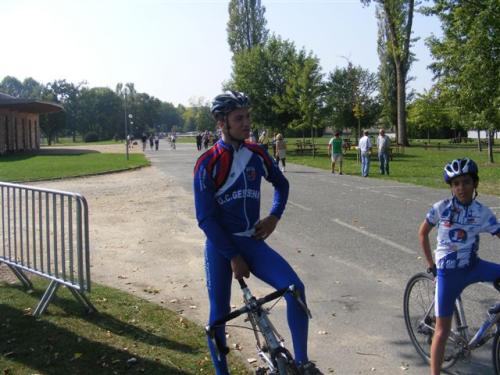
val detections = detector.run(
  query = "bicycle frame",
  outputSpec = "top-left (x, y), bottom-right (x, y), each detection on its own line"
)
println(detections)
top-left (206, 279), bottom-right (310, 373)
top-left (417, 290), bottom-right (500, 358)
top-left (239, 280), bottom-right (289, 372)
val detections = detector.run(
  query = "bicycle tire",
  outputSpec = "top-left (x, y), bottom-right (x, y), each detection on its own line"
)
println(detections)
top-left (275, 350), bottom-right (300, 375)
top-left (492, 329), bottom-right (500, 375)
top-left (403, 272), bottom-right (462, 369)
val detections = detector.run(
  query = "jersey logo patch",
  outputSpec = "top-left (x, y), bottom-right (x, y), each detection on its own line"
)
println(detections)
top-left (449, 228), bottom-right (467, 243)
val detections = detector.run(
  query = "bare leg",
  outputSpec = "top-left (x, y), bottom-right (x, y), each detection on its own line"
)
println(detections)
top-left (431, 316), bottom-right (452, 375)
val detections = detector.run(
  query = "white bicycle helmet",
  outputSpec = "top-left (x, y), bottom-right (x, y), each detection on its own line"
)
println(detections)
top-left (443, 158), bottom-right (479, 184)
top-left (210, 91), bottom-right (250, 120)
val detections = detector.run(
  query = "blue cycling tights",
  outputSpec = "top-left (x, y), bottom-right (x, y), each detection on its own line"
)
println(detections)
top-left (205, 236), bottom-right (309, 374)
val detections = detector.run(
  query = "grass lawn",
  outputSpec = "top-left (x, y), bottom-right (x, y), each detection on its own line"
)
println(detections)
top-left (285, 137), bottom-right (500, 196)
top-left (0, 276), bottom-right (249, 374)
top-left (0, 153), bottom-right (149, 182)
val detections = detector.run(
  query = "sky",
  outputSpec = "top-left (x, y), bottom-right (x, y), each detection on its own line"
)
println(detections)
top-left (1, 0), bottom-right (442, 106)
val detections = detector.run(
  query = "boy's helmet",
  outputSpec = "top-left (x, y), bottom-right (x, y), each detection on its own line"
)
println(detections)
top-left (210, 91), bottom-right (250, 119)
top-left (443, 158), bottom-right (478, 184)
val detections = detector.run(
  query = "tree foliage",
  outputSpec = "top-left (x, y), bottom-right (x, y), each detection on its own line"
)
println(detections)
top-left (229, 36), bottom-right (302, 134)
top-left (227, 0), bottom-right (269, 54)
top-left (423, 0), bottom-right (499, 161)
top-left (325, 63), bottom-right (380, 140)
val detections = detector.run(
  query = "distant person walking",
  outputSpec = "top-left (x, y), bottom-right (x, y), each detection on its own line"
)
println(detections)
top-left (275, 133), bottom-right (287, 172)
top-left (328, 132), bottom-right (343, 174)
top-left (377, 129), bottom-right (390, 175)
top-left (358, 130), bottom-right (372, 177)
top-left (149, 135), bottom-right (154, 150)
top-left (141, 133), bottom-right (147, 152)
top-left (154, 134), bottom-right (160, 151)
top-left (196, 133), bottom-right (203, 151)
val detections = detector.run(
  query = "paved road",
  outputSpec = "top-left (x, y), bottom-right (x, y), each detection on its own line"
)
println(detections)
top-left (148, 143), bottom-right (500, 374)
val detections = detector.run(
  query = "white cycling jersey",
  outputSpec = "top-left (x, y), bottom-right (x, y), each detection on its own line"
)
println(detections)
top-left (426, 197), bottom-right (500, 270)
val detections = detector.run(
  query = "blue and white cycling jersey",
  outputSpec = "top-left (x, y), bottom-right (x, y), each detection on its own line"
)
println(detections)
top-left (426, 197), bottom-right (500, 270)
top-left (193, 139), bottom-right (289, 259)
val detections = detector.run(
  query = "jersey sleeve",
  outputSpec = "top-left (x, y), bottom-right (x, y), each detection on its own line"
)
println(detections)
top-left (426, 202), bottom-right (440, 227)
top-left (263, 152), bottom-right (289, 219)
top-left (193, 161), bottom-right (239, 260)
top-left (482, 207), bottom-right (500, 235)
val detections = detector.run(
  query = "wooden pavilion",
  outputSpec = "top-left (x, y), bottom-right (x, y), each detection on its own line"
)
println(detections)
top-left (0, 92), bottom-right (63, 154)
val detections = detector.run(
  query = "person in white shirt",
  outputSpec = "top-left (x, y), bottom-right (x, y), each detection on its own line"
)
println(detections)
top-left (358, 130), bottom-right (372, 177)
top-left (376, 129), bottom-right (391, 175)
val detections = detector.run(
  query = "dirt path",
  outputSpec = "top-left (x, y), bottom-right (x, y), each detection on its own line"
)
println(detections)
top-left (1, 144), bottom-right (208, 324)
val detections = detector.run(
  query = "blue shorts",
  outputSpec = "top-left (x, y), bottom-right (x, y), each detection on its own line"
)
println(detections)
top-left (435, 258), bottom-right (500, 317)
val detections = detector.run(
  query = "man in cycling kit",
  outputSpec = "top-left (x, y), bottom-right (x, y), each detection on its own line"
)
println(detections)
top-left (418, 158), bottom-right (500, 375)
top-left (193, 91), bottom-right (322, 375)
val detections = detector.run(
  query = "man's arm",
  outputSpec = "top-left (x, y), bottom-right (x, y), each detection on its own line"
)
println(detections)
top-left (419, 220), bottom-right (435, 269)
top-left (255, 151), bottom-right (290, 239)
top-left (193, 164), bottom-right (239, 260)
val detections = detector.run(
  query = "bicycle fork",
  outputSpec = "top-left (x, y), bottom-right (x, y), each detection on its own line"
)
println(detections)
top-left (242, 286), bottom-right (286, 372)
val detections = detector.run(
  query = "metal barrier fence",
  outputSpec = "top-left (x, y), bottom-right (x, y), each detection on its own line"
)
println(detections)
top-left (0, 181), bottom-right (95, 317)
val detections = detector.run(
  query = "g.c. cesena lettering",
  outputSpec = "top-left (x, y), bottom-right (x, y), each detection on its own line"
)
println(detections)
top-left (217, 189), bottom-right (260, 205)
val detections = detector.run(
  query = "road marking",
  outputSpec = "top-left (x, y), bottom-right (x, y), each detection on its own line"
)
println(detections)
top-left (404, 198), bottom-right (420, 203)
top-left (384, 193), bottom-right (400, 199)
top-left (288, 200), bottom-right (312, 211)
top-left (331, 218), bottom-right (416, 255)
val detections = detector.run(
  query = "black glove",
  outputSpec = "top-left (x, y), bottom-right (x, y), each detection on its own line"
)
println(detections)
top-left (427, 264), bottom-right (437, 277)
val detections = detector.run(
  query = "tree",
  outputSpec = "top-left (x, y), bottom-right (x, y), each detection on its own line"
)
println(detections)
top-left (0, 76), bottom-right (24, 97)
top-left (43, 80), bottom-right (84, 142)
top-left (423, 0), bottom-right (499, 162)
top-left (74, 87), bottom-right (122, 140)
top-left (227, 0), bottom-right (269, 54)
top-left (376, 7), bottom-right (398, 134)
top-left (325, 63), bottom-right (380, 141)
top-left (229, 35), bottom-right (301, 134)
top-left (407, 89), bottom-right (462, 141)
top-left (276, 51), bottom-right (325, 153)
top-left (363, 0), bottom-right (416, 146)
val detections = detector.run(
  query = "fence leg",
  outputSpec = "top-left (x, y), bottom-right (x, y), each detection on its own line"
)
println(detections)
top-left (6, 264), bottom-right (33, 290)
top-left (68, 287), bottom-right (97, 314)
top-left (33, 280), bottom-right (60, 318)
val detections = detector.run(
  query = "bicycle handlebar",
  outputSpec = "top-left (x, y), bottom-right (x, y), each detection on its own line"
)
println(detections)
top-left (207, 283), bottom-right (291, 331)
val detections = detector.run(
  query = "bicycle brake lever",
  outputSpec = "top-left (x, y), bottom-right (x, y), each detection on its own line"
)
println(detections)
top-left (289, 285), bottom-right (312, 319)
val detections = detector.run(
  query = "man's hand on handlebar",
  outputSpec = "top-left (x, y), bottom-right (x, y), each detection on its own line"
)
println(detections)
top-left (231, 255), bottom-right (250, 279)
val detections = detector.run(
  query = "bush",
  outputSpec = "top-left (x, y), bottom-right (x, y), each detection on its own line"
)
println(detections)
top-left (84, 132), bottom-right (99, 143)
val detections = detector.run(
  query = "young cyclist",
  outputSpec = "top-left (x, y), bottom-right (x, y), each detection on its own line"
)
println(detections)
top-left (418, 158), bottom-right (500, 375)
top-left (193, 91), bottom-right (322, 375)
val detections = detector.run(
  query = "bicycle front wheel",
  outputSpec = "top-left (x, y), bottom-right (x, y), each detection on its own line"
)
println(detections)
top-left (491, 330), bottom-right (500, 375)
top-left (275, 350), bottom-right (300, 375)
top-left (403, 272), bottom-right (460, 369)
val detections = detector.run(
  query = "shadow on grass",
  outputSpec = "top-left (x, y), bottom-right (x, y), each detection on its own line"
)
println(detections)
top-left (36, 149), bottom-right (99, 155)
top-left (0, 303), bottom-right (194, 375)
top-left (7, 282), bottom-right (200, 355)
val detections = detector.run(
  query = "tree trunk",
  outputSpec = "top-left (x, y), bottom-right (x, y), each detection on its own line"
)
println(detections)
top-left (488, 129), bottom-right (494, 163)
top-left (395, 62), bottom-right (407, 146)
top-left (477, 129), bottom-right (482, 152)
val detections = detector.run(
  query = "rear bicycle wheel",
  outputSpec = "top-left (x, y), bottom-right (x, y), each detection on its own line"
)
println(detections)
top-left (403, 272), bottom-right (462, 369)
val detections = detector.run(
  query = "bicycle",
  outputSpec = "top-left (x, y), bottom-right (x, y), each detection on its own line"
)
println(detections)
top-left (206, 278), bottom-right (312, 374)
top-left (403, 271), bottom-right (500, 372)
